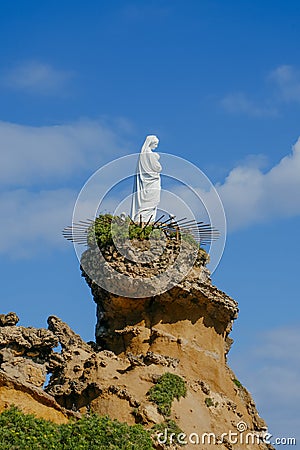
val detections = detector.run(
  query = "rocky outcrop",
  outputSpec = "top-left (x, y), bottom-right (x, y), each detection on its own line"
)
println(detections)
top-left (80, 238), bottom-right (210, 298)
top-left (0, 372), bottom-right (75, 424)
top-left (78, 239), bottom-right (273, 449)
top-left (0, 238), bottom-right (274, 449)
top-left (0, 308), bottom-right (273, 449)
top-left (0, 318), bottom-right (58, 387)
top-left (0, 312), bottom-right (19, 327)
top-left (0, 316), bottom-right (77, 423)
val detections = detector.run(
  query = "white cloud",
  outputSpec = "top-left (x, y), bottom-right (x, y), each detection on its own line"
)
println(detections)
top-left (0, 185), bottom-right (120, 259)
top-left (221, 65), bottom-right (300, 116)
top-left (0, 119), bottom-right (128, 187)
top-left (162, 137), bottom-right (300, 233)
top-left (229, 326), bottom-right (300, 441)
top-left (0, 118), bottom-right (131, 258)
top-left (167, 137), bottom-right (300, 233)
top-left (269, 65), bottom-right (300, 102)
top-left (0, 188), bottom-right (76, 258)
top-left (220, 92), bottom-right (277, 117)
top-left (215, 137), bottom-right (300, 230)
top-left (1, 61), bottom-right (72, 94)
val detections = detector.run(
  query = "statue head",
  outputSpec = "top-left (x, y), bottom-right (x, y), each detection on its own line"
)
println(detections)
top-left (141, 135), bottom-right (159, 152)
top-left (149, 136), bottom-right (159, 150)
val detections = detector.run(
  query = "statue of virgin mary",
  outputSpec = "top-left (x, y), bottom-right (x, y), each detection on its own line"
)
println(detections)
top-left (131, 135), bottom-right (162, 223)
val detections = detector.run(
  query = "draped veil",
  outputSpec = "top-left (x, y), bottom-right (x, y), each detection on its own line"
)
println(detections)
top-left (131, 135), bottom-right (162, 222)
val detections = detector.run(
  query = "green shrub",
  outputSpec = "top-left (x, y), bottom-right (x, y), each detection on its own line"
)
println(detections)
top-left (59, 414), bottom-right (153, 449)
top-left (0, 406), bottom-right (59, 449)
top-left (204, 397), bottom-right (214, 407)
top-left (87, 213), bottom-right (114, 247)
top-left (233, 378), bottom-right (242, 388)
top-left (147, 373), bottom-right (187, 416)
top-left (0, 406), bottom-right (154, 450)
top-left (180, 231), bottom-right (199, 248)
top-left (87, 214), bottom-right (200, 250)
top-left (87, 214), bottom-right (163, 248)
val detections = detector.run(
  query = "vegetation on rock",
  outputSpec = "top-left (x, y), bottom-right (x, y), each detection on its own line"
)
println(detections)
top-left (204, 397), bottom-right (214, 407)
top-left (233, 378), bottom-right (243, 388)
top-left (0, 406), bottom-right (154, 450)
top-left (87, 214), bottom-right (162, 248)
top-left (87, 214), bottom-right (201, 250)
top-left (147, 372), bottom-right (187, 416)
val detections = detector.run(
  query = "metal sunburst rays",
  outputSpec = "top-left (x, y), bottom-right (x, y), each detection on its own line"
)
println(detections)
top-left (156, 215), bottom-right (220, 245)
top-left (62, 215), bottom-right (220, 247)
top-left (62, 219), bottom-right (94, 245)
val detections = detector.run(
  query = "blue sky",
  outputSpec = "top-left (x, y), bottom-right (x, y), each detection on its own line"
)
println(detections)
top-left (0, 0), bottom-right (299, 445)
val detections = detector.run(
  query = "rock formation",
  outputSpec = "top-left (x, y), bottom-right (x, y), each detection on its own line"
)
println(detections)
top-left (0, 313), bottom-right (77, 424)
top-left (0, 239), bottom-right (275, 449)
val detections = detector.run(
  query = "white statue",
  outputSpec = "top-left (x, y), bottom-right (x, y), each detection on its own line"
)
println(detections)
top-left (131, 135), bottom-right (162, 223)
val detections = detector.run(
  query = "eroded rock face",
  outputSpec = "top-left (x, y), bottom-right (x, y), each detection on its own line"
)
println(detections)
top-left (0, 310), bottom-right (273, 449)
top-left (80, 239), bottom-right (211, 298)
top-left (0, 239), bottom-right (274, 449)
top-left (0, 322), bottom-right (58, 387)
top-left (78, 241), bottom-right (273, 450)
top-left (0, 372), bottom-right (77, 424)
top-left (0, 312), bottom-right (19, 327)
top-left (81, 239), bottom-right (238, 367)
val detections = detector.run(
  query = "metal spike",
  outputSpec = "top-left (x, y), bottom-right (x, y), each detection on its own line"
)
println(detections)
top-left (127, 215), bottom-right (136, 225)
top-left (152, 214), bottom-right (166, 226)
top-left (140, 215), bottom-right (153, 232)
top-left (176, 219), bottom-right (198, 227)
top-left (156, 216), bottom-right (176, 227)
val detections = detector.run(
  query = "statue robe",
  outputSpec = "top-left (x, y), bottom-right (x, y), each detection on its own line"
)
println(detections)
top-left (131, 149), bottom-right (162, 223)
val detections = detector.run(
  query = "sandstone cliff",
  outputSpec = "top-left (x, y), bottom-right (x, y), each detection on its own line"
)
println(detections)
top-left (0, 239), bottom-right (274, 449)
